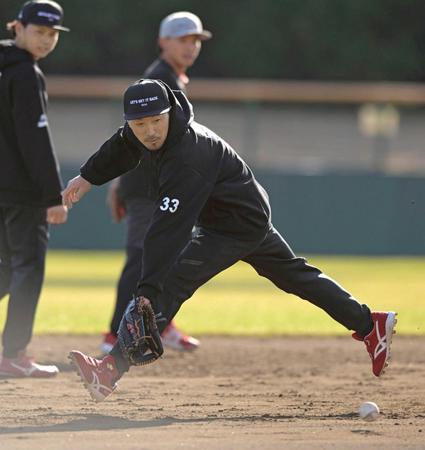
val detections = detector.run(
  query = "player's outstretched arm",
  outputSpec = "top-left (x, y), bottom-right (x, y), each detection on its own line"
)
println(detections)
top-left (62, 175), bottom-right (92, 208)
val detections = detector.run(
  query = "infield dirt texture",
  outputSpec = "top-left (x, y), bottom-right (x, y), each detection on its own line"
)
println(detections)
top-left (0, 335), bottom-right (424, 449)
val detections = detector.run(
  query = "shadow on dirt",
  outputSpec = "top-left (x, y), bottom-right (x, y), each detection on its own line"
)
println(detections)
top-left (0, 412), bottom-right (359, 435)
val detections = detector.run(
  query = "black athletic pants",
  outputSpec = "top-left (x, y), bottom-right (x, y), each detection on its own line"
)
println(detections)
top-left (0, 206), bottom-right (48, 358)
top-left (110, 198), bottom-right (192, 336)
top-left (112, 225), bottom-right (373, 372)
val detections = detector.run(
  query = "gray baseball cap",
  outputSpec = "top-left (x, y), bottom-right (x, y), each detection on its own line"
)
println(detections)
top-left (159, 11), bottom-right (212, 40)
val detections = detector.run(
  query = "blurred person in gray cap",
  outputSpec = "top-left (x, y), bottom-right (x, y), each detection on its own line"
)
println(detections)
top-left (155, 11), bottom-right (212, 90)
top-left (100, 12), bottom-right (212, 356)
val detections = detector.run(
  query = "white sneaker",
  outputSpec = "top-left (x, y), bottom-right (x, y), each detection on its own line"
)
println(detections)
top-left (99, 332), bottom-right (117, 356)
top-left (161, 321), bottom-right (200, 351)
top-left (0, 352), bottom-right (58, 378)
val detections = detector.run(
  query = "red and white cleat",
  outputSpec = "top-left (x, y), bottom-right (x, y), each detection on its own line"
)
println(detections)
top-left (0, 351), bottom-right (59, 378)
top-left (69, 350), bottom-right (120, 402)
top-left (353, 311), bottom-right (397, 377)
top-left (161, 320), bottom-right (200, 351)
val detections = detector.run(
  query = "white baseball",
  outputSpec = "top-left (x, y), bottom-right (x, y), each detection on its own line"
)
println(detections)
top-left (359, 402), bottom-right (380, 421)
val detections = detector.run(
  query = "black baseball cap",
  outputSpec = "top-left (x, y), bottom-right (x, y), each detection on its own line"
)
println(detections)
top-left (124, 79), bottom-right (171, 121)
top-left (17, 0), bottom-right (70, 32)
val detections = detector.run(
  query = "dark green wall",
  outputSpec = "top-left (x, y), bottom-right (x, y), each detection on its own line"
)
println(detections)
top-left (51, 168), bottom-right (424, 255)
top-left (256, 171), bottom-right (424, 255)
top-left (2, 0), bottom-right (425, 81)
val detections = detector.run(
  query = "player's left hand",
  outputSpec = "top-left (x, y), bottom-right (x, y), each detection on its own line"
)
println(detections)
top-left (62, 175), bottom-right (92, 208)
top-left (47, 204), bottom-right (68, 224)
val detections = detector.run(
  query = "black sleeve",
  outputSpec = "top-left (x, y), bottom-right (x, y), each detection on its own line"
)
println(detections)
top-left (80, 128), bottom-right (142, 185)
top-left (143, 64), bottom-right (180, 91)
top-left (12, 65), bottom-right (63, 206)
top-left (151, 71), bottom-right (180, 91)
top-left (137, 164), bottom-right (213, 301)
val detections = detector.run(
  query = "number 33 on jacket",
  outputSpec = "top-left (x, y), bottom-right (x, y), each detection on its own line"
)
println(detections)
top-left (159, 196), bottom-right (180, 213)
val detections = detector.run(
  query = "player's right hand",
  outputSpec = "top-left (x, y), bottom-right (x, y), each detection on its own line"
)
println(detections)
top-left (62, 175), bottom-right (92, 209)
top-left (107, 178), bottom-right (126, 223)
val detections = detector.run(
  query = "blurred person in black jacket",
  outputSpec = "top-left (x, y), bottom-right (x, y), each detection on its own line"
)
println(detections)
top-left (0, 0), bottom-right (68, 378)
top-left (101, 12), bottom-right (212, 355)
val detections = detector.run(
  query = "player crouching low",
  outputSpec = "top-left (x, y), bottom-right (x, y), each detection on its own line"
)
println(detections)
top-left (63, 79), bottom-right (397, 402)
top-left (69, 305), bottom-right (396, 402)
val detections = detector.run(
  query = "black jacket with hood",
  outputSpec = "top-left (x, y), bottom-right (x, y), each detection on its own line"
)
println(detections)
top-left (80, 82), bottom-right (272, 302)
top-left (118, 58), bottom-right (184, 202)
top-left (0, 40), bottom-right (63, 208)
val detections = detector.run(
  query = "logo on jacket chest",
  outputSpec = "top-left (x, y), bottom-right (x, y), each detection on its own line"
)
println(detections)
top-left (37, 113), bottom-right (48, 128)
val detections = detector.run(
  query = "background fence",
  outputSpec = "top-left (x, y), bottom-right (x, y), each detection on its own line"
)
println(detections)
top-left (3, 0), bottom-right (425, 81)
top-left (2, 0), bottom-right (424, 254)
top-left (47, 78), bottom-right (425, 254)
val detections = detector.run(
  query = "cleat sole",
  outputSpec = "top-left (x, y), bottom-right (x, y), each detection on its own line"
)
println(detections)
top-left (378, 311), bottom-right (397, 377)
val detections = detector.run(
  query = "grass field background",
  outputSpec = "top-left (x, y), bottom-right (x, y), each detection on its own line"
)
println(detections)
top-left (0, 251), bottom-right (423, 335)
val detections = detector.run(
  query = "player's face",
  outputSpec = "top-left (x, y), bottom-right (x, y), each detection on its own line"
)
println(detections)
top-left (159, 34), bottom-right (201, 71)
top-left (128, 113), bottom-right (170, 151)
top-left (14, 23), bottom-right (59, 60)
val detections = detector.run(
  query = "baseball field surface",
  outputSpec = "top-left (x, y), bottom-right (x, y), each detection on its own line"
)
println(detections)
top-left (0, 334), bottom-right (423, 450)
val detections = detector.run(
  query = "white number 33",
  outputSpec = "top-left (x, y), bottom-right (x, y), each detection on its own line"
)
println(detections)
top-left (159, 196), bottom-right (180, 213)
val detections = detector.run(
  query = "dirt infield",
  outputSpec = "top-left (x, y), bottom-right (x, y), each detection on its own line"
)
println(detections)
top-left (0, 335), bottom-right (424, 450)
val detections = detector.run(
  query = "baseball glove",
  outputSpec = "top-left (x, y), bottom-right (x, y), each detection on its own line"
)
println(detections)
top-left (117, 296), bottom-right (164, 366)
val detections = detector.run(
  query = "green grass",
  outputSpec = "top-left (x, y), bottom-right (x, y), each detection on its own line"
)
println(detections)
top-left (0, 251), bottom-right (424, 335)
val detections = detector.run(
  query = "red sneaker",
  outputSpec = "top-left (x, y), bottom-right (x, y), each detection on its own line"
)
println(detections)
top-left (161, 320), bottom-right (200, 351)
top-left (99, 332), bottom-right (118, 356)
top-left (0, 352), bottom-right (58, 378)
top-left (69, 350), bottom-right (120, 402)
top-left (353, 311), bottom-right (397, 377)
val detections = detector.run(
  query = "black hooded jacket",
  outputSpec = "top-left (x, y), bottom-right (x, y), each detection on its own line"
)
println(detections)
top-left (0, 40), bottom-right (63, 207)
top-left (118, 58), bottom-right (184, 202)
top-left (80, 82), bottom-right (271, 302)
